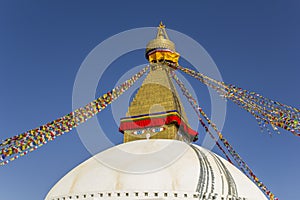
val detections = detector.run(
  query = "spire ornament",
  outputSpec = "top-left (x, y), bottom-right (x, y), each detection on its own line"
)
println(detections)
top-left (145, 22), bottom-right (180, 64)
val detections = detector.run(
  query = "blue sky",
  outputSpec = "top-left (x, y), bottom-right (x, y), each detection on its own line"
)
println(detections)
top-left (0, 1), bottom-right (299, 199)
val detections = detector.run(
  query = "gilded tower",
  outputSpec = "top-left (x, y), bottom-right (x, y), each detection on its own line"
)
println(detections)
top-left (119, 23), bottom-right (198, 143)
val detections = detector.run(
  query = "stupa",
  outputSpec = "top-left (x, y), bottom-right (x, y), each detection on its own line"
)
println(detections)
top-left (45, 23), bottom-right (268, 200)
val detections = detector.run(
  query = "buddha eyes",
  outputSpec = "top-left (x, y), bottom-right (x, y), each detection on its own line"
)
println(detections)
top-left (151, 127), bottom-right (164, 133)
top-left (133, 130), bottom-right (145, 135)
top-left (132, 127), bottom-right (165, 135)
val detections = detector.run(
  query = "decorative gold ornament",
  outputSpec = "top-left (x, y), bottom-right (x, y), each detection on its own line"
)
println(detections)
top-left (146, 22), bottom-right (177, 53)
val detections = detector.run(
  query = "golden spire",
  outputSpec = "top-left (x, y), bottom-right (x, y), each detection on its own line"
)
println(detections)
top-left (157, 21), bottom-right (169, 40)
top-left (146, 22), bottom-right (176, 53)
top-left (119, 23), bottom-right (195, 143)
top-left (145, 22), bottom-right (180, 64)
top-left (159, 21), bottom-right (165, 28)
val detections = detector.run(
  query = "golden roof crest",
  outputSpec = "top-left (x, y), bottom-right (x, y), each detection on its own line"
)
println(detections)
top-left (146, 22), bottom-right (176, 53)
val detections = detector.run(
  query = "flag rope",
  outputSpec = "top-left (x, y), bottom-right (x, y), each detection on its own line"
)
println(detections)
top-left (169, 64), bottom-right (278, 200)
top-left (170, 71), bottom-right (233, 164)
top-left (166, 61), bottom-right (300, 137)
top-left (0, 66), bottom-right (149, 165)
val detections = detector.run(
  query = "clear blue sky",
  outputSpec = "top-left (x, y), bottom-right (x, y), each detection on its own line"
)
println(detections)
top-left (0, 1), bottom-right (299, 199)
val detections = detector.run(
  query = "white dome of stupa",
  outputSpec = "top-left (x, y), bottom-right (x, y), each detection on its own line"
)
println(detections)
top-left (45, 139), bottom-right (267, 200)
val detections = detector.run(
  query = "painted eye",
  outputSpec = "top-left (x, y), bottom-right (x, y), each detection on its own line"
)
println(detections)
top-left (133, 130), bottom-right (145, 135)
top-left (151, 127), bottom-right (164, 133)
